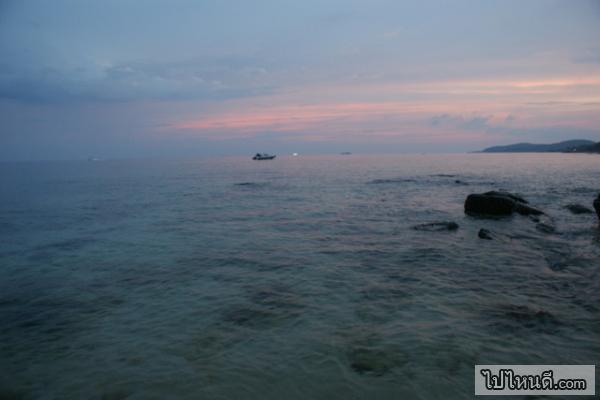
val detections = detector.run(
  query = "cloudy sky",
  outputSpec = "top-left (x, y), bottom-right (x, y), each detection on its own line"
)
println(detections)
top-left (1, 0), bottom-right (600, 160)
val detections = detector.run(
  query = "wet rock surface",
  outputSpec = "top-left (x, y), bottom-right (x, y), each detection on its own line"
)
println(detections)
top-left (482, 191), bottom-right (529, 204)
top-left (514, 203), bottom-right (544, 216)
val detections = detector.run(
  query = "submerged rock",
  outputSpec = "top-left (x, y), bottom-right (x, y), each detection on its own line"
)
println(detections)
top-left (491, 304), bottom-right (562, 332)
top-left (412, 221), bottom-right (459, 231)
top-left (464, 191), bottom-right (543, 217)
top-left (101, 388), bottom-right (131, 400)
top-left (348, 347), bottom-right (392, 376)
top-left (564, 204), bottom-right (593, 214)
top-left (0, 389), bottom-right (27, 400)
top-left (478, 228), bottom-right (494, 240)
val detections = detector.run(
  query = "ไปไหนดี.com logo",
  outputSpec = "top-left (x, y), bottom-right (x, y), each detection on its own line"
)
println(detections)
top-left (474, 365), bottom-right (595, 396)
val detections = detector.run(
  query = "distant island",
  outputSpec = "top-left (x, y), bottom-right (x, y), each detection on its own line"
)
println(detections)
top-left (480, 139), bottom-right (600, 153)
top-left (574, 142), bottom-right (600, 153)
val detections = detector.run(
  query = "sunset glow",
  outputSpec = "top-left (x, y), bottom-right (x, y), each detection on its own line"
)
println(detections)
top-left (169, 75), bottom-right (600, 143)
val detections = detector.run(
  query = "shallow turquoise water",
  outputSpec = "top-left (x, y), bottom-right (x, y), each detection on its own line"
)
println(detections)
top-left (1, 154), bottom-right (599, 399)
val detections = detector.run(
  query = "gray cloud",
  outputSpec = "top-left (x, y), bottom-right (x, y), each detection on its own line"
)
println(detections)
top-left (430, 114), bottom-right (494, 131)
top-left (430, 113), bottom-right (599, 143)
top-left (0, 59), bottom-right (275, 103)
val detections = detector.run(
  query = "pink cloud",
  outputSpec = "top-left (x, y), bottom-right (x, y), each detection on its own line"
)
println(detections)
top-left (165, 74), bottom-right (600, 142)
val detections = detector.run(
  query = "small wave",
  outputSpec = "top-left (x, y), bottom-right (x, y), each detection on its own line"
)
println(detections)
top-left (234, 182), bottom-right (262, 186)
top-left (571, 187), bottom-right (600, 194)
top-left (34, 237), bottom-right (96, 252)
top-left (367, 178), bottom-right (417, 184)
top-left (247, 284), bottom-right (305, 312)
top-left (412, 221), bottom-right (459, 232)
top-left (221, 303), bottom-right (301, 329)
top-left (233, 182), bottom-right (273, 190)
top-left (430, 174), bottom-right (457, 178)
top-left (369, 176), bottom-right (473, 186)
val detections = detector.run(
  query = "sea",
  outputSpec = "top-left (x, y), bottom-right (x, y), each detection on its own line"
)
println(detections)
top-left (1, 153), bottom-right (599, 399)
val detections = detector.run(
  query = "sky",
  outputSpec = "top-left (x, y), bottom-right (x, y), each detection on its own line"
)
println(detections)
top-left (1, 0), bottom-right (600, 160)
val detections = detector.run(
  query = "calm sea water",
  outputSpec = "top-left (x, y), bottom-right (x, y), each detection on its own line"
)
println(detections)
top-left (1, 154), bottom-right (599, 399)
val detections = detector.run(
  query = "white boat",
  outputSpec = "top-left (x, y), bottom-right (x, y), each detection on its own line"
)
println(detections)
top-left (252, 153), bottom-right (276, 160)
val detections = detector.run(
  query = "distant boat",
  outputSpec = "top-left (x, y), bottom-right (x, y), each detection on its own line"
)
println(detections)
top-left (340, 152), bottom-right (352, 155)
top-left (252, 153), bottom-right (276, 160)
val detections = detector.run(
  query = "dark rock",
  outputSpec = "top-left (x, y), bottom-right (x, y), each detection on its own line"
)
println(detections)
top-left (465, 194), bottom-right (517, 216)
top-left (594, 195), bottom-right (600, 220)
top-left (412, 221), bottom-right (459, 231)
top-left (478, 228), bottom-right (493, 240)
top-left (465, 194), bottom-right (515, 215)
top-left (465, 191), bottom-right (543, 217)
top-left (535, 223), bottom-right (556, 234)
top-left (564, 204), bottom-right (593, 214)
